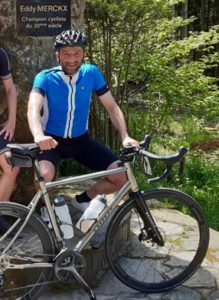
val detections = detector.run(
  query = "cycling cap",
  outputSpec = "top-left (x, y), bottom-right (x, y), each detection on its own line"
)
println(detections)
top-left (54, 30), bottom-right (88, 50)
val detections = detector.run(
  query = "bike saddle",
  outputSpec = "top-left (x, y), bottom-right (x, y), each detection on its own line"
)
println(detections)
top-left (6, 143), bottom-right (40, 157)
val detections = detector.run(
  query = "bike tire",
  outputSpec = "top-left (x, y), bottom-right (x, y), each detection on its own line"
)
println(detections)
top-left (105, 188), bottom-right (209, 293)
top-left (0, 202), bottom-right (55, 300)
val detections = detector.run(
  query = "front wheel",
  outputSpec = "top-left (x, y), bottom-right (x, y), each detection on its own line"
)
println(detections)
top-left (0, 202), bottom-right (55, 300)
top-left (105, 188), bottom-right (209, 293)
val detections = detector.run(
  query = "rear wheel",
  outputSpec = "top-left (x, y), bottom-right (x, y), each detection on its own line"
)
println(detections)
top-left (105, 188), bottom-right (209, 293)
top-left (0, 202), bottom-right (55, 300)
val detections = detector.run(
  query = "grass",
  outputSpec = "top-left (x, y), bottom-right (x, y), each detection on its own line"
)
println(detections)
top-left (180, 156), bottom-right (219, 230)
top-left (132, 114), bottom-right (219, 231)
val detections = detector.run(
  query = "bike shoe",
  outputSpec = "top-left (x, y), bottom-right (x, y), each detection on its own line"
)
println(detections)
top-left (70, 197), bottom-right (89, 213)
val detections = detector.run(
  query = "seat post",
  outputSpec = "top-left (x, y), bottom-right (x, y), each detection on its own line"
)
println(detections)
top-left (33, 158), bottom-right (45, 183)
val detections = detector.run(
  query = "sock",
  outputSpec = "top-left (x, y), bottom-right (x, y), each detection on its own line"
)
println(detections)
top-left (76, 191), bottom-right (91, 203)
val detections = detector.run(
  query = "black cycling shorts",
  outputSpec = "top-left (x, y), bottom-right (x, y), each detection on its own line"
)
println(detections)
top-left (37, 132), bottom-right (118, 171)
top-left (0, 134), bottom-right (10, 154)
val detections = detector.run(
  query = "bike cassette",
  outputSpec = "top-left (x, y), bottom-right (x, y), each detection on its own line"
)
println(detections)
top-left (54, 249), bottom-right (86, 283)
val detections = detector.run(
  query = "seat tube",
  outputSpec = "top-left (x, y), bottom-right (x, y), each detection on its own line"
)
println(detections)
top-left (33, 159), bottom-right (49, 196)
top-left (33, 159), bottom-right (63, 241)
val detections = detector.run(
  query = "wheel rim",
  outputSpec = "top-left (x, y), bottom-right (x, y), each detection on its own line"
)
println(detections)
top-left (106, 190), bottom-right (209, 292)
top-left (0, 206), bottom-right (54, 299)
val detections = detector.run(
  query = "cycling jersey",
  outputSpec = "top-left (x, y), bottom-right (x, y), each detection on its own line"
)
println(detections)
top-left (33, 64), bottom-right (109, 138)
top-left (0, 48), bottom-right (11, 79)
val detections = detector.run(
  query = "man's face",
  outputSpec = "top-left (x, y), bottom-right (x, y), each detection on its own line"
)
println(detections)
top-left (56, 46), bottom-right (84, 75)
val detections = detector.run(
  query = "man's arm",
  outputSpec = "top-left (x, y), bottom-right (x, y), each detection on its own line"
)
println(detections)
top-left (27, 91), bottom-right (58, 150)
top-left (0, 77), bottom-right (17, 140)
top-left (99, 90), bottom-right (138, 147)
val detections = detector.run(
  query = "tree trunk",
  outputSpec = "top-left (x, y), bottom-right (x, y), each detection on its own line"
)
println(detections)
top-left (200, 0), bottom-right (208, 31)
top-left (181, 0), bottom-right (188, 38)
top-left (71, 0), bottom-right (86, 30)
top-left (213, 0), bottom-right (219, 77)
top-left (0, 0), bottom-right (85, 204)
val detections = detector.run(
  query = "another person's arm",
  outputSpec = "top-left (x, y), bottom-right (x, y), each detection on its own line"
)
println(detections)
top-left (0, 77), bottom-right (17, 140)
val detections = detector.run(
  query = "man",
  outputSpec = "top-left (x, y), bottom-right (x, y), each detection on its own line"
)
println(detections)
top-left (0, 48), bottom-right (19, 202)
top-left (27, 29), bottom-right (138, 214)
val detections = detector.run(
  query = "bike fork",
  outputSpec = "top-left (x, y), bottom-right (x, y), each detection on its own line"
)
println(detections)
top-left (131, 190), bottom-right (164, 246)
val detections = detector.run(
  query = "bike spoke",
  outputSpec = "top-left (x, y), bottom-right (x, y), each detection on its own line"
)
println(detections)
top-left (0, 205), bottom-right (55, 299)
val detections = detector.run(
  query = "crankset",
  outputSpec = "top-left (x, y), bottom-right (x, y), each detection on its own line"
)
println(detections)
top-left (55, 249), bottom-right (97, 300)
top-left (55, 249), bottom-right (86, 283)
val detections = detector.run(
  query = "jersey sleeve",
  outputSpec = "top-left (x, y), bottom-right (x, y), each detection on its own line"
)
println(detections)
top-left (0, 48), bottom-right (11, 79)
top-left (32, 71), bottom-right (48, 96)
top-left (92, 65), bottom-right (110, 96)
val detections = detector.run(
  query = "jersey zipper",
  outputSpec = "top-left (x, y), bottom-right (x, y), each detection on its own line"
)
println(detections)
top-left (67, 76), bottom-right (74, 138)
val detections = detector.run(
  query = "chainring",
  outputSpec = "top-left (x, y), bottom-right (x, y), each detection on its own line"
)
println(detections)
top-left (54, 249), bottom-right (86, 283)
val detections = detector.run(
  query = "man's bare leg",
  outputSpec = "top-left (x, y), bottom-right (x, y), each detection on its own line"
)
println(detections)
top-left (0, 152), bottom-right (19, 202)
top-left (86, 161), bottom-right (126, 199)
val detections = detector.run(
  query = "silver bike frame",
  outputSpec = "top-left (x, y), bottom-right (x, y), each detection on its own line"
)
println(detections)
top-left (1, 161), bottom-right (138, 270)
top-left (44, 161), bottom-right (138, 252)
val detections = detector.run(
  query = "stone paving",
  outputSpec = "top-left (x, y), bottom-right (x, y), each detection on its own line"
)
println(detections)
top-left (39, 187), bottom-right (219, 300)
top-left (40, 221), bottom-right (219, 300)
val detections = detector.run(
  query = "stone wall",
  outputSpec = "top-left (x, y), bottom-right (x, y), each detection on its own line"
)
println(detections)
top-left (0, 0), bottom-right (85, 204)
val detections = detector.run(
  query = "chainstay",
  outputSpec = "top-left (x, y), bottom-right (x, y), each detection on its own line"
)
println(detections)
top-left (2, 279), bottom-right (59, 293)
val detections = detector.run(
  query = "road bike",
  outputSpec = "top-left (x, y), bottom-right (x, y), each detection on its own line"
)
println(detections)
top-left (0, 135), bottom-right (209, 299)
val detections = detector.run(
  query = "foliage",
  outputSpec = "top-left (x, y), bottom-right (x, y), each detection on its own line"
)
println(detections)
top-left (131, 114), bottom-right (219, 231)
top-left (140, 25), bottom-right (219, 119)
top-left (182, 156), bottom-right (219, 230)
top-left (80, 1), bottom-right (219, 231)
top-left (134, 149), bottom-right (219, 231)
top-left (85, 0), bottom-right (219, 149)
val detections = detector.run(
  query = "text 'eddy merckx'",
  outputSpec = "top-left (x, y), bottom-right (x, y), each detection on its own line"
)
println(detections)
top-left (19, 5), bottom-right (68, 13)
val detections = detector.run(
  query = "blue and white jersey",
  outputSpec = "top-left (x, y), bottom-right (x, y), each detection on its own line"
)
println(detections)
top-left (33, 64), bottom-right (109, 138)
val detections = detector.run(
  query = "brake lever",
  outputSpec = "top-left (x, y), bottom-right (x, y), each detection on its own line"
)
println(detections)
top-left (142, 146), bottom-right (187, 184)
top-left (142, 156), bottom-right (152, 175)
top-left (139, 134), bottom-right (152, 150)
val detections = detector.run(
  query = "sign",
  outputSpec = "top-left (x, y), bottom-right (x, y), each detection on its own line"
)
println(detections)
top-left (16, 0), bottom-right (71, 36)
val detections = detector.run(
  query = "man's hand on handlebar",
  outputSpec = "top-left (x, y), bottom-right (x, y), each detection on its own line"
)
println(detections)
top-left (34, 135), bottom-right (58, 151)
top-left (122, 136), bottom-right (139, 148)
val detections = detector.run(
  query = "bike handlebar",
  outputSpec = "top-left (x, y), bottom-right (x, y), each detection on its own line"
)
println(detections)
top-left (139, 146), bottom-right (187, 183)
top-left (6, 135), bottom-right (187, 184)
top-left (120, 134), bottom-right (187, 184)
top-left (139, 145), bottom-right (187, 164)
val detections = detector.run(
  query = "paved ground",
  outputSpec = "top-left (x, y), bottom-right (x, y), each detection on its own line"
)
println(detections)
top-left (39, 227), bottom-right (219, 300)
